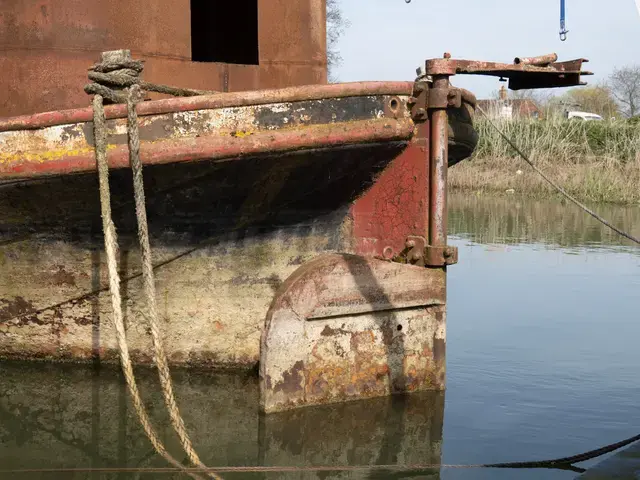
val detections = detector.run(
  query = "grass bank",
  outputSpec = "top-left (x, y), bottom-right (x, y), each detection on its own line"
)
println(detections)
top-left (450, 117), bottom-right (640, 204)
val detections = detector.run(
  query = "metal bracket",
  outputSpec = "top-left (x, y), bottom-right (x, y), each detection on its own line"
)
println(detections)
top-left (408, 82), bottom-right (428, 122)
top-left (425, 245), bottom-right (458, 267)
top-left (396, 236), bottom-right (458, 267)
top-left (409, 84), bottom-right (464, 122)
top-left (428, 87), bottom-right (462, 109)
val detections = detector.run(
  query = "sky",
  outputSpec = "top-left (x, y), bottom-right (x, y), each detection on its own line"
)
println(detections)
top-left (333, 0), bottom-right (640, 99)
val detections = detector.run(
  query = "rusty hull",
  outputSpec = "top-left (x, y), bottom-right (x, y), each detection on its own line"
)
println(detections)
top-left (0, 83), bottom-right (470, 369)
top-left (0, 72), bottom-right (481, 416)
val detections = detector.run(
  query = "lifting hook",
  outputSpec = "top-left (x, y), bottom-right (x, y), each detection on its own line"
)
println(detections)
top-left (560, 0), bottom-right (569, 41)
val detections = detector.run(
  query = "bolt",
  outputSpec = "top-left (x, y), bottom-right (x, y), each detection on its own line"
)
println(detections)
top-left (443, 52), bottom-right (451, 59)
top-left (406, 239), bottom-right (416, 249)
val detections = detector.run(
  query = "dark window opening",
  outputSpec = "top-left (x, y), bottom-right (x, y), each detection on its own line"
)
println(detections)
top-left (191, 0), bottom-right (259, 65)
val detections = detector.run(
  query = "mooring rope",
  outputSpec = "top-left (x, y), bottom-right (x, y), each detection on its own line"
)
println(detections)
top-left (125, 84), bottom-right (217, 477)
top-left (476, 105), bottom-right (640, 245)
top-left (3, 53), bottom-right (636, 477)
top-left (92, 93), bottom-right (201, 480)
top-left (88, 51), bottom-right (219, 480)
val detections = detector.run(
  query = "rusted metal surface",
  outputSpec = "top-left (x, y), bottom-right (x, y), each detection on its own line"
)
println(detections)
top-left (350, 90), bottom-right (478, 261)
top-left (260, 253), bottom-right (446, 413)
top-left (429, 76), bottom-right (450, 249)
top-left (408, 82), bottom-right (429, 122)
top-left (0, 92), bottom-right (414, 179)
top-left (391, 236), bottom-right (458, 267)
top-left (0, 82), bottom-right (415, 132)
top-left (349, 122), bottom-right (429, 260)
top-left (424, 55), bottom-right (592, 90)
top-left (514, 53), bottom-right (559, 66)
top-left (425, 245), bottom-right (458, 266)
top-left (0, 0), bottom-right (327, 117)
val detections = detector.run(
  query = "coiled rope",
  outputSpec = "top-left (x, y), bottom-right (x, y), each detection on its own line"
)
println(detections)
top-left (476, 105), bottom-right (640, 246)
top-left (88, 50), bottom-right (219, 480)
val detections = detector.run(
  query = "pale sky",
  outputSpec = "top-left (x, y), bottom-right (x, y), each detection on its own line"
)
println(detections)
top-left (334, 0), bottom-right (640, 99)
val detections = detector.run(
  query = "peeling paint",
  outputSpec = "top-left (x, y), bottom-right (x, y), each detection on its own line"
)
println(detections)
top-left (0, 94), bottom-right (412, 177)
top-left (261, 254), bottom-right (447, 413)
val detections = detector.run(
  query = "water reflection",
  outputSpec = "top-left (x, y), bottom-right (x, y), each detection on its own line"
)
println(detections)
top-left (2, 194), bottom-right (639, 480)
top-left (448, 192), bottom-right (640, 251)
top-left (0, 361), bottom-right (444, 479)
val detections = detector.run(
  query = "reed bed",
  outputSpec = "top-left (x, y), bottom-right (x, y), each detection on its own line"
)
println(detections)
top-left (450, 117), bottom-right (640, 204)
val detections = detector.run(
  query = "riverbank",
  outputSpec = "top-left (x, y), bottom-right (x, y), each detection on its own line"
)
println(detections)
top-left (450, 117), bottom-right (640, 204)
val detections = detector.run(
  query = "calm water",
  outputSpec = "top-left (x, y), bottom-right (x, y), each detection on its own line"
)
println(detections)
top-left (1, 193), bottom-right (639, 479)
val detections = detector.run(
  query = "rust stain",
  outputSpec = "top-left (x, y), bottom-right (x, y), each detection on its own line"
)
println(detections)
top-left (50, 265), bottom-right (76, 286)
top-left (433, 336), bottom-right (446, 365)
top-left (320, 324), bottom-right (349, 337)
top-left (349, 330), bottom-right (375, 352)
top-left (0, 297), bottom-right (40, 325)
top-left (273, 360), bottom-right (305, 395)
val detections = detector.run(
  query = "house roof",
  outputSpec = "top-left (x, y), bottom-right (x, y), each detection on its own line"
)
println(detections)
top-left (478, 98), bottom-right (541, 116)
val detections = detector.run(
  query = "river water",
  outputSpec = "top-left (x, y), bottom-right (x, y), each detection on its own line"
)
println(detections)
top-left (1, 193), bottom-right (639, 479)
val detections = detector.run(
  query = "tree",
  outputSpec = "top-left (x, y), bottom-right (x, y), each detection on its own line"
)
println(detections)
top-left (609, 65), bottom-right (640, 117)
top-left (326, 0), bottom-right (350, 82)
top-left (558, 84), bottom-right (620, 119)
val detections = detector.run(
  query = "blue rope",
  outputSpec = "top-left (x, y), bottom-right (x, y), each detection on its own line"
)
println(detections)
top-left (560, 0), bottom-right (568, 41)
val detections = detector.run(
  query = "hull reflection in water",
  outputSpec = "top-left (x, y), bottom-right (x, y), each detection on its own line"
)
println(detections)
top-left (0, 362), bottom-right (444, 479)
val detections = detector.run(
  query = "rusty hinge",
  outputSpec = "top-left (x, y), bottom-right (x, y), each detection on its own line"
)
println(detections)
top-left (428, 87), bottom-right (461, 109)
top-left (395, 236), bottom-right (458, 267)
top-left (408, 82), bottom-right (428, 122)
top-left (409, 83), bottom-right (464, 122)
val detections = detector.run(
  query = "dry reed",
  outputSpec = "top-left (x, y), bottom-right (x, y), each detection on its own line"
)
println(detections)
top-left (450, 117), bottom-right (640, 204)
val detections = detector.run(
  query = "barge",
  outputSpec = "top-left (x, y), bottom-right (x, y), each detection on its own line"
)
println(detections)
top-left (0, 1), bottom-right (591, 413)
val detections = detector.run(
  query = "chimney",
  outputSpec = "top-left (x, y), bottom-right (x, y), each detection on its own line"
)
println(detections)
top-left (499, 85), bottom-right (508, 101)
